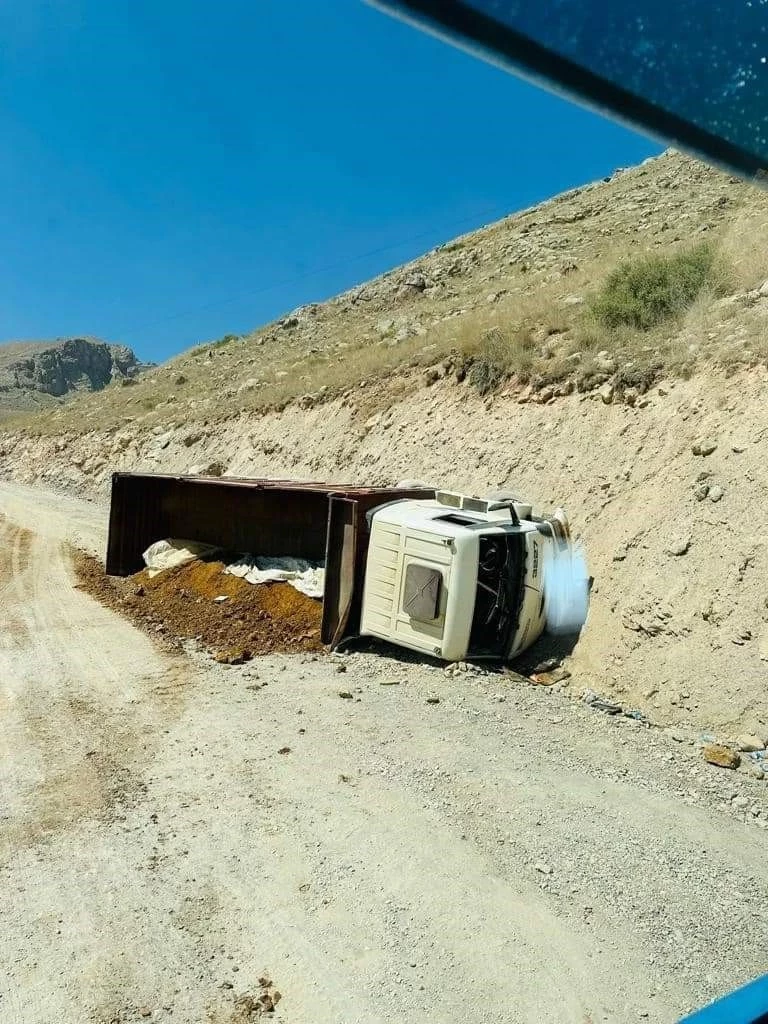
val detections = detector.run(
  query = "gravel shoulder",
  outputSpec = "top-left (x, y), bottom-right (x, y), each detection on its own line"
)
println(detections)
top-left (1, 480), bottom-right (767, 1024)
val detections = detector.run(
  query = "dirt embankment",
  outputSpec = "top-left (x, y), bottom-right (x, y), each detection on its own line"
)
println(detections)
top-left (6, 362), bottom-right (768, 736)
top-left (74, 553), bottom-right (323, 661)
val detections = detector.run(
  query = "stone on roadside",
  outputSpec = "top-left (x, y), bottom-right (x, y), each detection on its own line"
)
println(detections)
top-left (735, 734), bottom-right (765, 753)
top-left (597, 381), bottom-right (615, 404)
top-left (702, 743), bottom-right (740, 769)
top-left (691, 439), bottom-right (717, 456)
top-left (666, 535), bottom-right (691, 557)
top-left (708, 485), bottom-right (724, 502)
top-left (214, 647), bottom-right (250, 665)
top-left (530, 667), bottom-right (571, 686)
top-left (530, 672), bottom-right (558, 686)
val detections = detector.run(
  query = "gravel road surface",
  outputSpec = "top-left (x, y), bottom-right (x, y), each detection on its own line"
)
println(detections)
top-left (1, 481), bottom-right (766, 1024)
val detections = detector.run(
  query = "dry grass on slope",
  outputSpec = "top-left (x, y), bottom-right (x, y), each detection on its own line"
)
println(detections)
top-left (8, 152), bottom-right (768, 437)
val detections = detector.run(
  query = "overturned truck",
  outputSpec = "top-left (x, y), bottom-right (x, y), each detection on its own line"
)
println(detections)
top-left (107, 473), bottom-right (586, 661)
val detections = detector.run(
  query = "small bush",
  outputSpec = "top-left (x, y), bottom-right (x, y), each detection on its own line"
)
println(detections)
top-left (468, 357), bottom-right (504, 395)
top-left (590, 244), bottom-right (716, 330)
top-left (212, 333), bottom-right (240, 349)
top-left (615, 363), bottom-right (661, 394)
top-left (466, 326), bottom-right (535, 394)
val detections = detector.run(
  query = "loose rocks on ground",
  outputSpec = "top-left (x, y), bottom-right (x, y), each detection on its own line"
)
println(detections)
top-left (702, 743), bottom-right (741, 769)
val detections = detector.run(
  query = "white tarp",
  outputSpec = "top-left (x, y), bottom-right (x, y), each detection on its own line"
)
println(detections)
top-left (142, 538), bottom-right (220, 578)
top-left (225, 555), bottom-right (325, 600)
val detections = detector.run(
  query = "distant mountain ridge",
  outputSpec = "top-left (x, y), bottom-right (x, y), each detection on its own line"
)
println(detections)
top-left (0, 338), bottom-right (153, 414)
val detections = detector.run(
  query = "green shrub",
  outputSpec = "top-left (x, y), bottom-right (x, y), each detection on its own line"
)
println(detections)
top-left (590, 244), bottom-right (716, 330)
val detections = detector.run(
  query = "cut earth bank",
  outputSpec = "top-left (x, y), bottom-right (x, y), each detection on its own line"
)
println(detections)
top-left (3, 363), bottom-right (768, 739)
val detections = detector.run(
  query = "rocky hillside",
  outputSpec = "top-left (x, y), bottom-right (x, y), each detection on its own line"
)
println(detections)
top-left (0, 338), bottom-right (152, 415)
top-left (4, 362), bottom-right (768, 740)
top-left (3, 149), bottom-right (768, 741)
top-left (1, 149), bottom-right (759, 435)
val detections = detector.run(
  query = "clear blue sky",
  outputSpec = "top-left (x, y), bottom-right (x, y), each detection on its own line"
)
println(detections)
top-left (0, 1), bottom-right (661, 364)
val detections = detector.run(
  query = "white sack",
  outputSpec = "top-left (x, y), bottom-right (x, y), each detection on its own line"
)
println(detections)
top-left (142, 538), bottom-right (219, 578)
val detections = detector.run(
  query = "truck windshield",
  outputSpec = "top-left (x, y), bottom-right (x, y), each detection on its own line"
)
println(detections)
top-left (467, 533), bottom-right (525, 658)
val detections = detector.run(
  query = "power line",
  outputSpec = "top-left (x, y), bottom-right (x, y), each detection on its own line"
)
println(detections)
top-left (113, 198), bottom-right (521, 339)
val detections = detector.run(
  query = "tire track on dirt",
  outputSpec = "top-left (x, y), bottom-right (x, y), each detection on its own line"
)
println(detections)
top-left (1, 481), bottom-right (767, 1024)
top-left (0, 514), bottom-right (33, 648)
top-left (0, 504), bottom-right (194, 860)
top-left (0, 485), bottom-right (213, 1023)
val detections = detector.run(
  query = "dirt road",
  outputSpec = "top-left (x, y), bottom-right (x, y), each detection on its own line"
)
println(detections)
top-left (1, 481), bottom-right (767, 1024)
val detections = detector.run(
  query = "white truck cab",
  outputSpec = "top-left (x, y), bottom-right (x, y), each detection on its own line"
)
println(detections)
top-left (360, 491), bottom-right (572, 662)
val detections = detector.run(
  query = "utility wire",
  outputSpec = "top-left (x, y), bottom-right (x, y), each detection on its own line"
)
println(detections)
top-left (112, 197), bottom-right (522, 339)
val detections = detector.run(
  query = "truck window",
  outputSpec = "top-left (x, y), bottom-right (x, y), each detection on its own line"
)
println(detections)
top-left (467, 533), bottom-right (525, 658)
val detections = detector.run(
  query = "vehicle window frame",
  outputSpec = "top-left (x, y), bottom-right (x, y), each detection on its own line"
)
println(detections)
top-left (372, 0), bottom-right (768, 184)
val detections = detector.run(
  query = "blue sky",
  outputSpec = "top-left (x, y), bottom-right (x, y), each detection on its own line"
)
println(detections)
top-left (0, 1), bottom-right (660, 364)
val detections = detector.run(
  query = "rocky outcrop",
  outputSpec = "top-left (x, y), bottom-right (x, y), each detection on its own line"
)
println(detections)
top-left (0, 338), bottom-right (152, 411)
